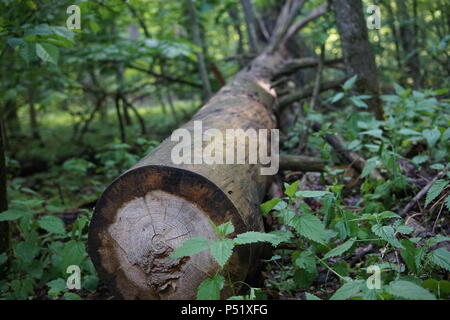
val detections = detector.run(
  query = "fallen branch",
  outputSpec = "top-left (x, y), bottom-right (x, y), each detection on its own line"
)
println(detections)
top-left (399, 170), bottom-right (448, 217)
top-left (273, 57), bottom-right (344, 80)
top-left (280, 155), bottom-right (325, 172)
top-left (278, 77), bottom-right (347, 110)
top-left (311, 122), bottom-right (383, 180)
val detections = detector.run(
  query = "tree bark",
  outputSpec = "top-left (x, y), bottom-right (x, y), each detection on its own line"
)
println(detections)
top-left (332, 0), bottom-right (385, 121)
top-left (0, 111), bottom-right (10, 266)
top-left (240, 0), bottom-right (260, 53)
top-left (396, 0), bottom-right (422, 89)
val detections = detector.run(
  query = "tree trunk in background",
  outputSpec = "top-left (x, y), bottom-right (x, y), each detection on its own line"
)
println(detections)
top-left (381, 0), bottom-right (402, 70)
top-left (88, 47), bottom-right (288, 300)
top-left (228, 6), bottom-right (245, 67)
top-left (332, 0), bottom-right (385, 121)
top-left (28, 87), bottom-right (40, 139)
top-left (187, 0), bottom-right (213, 100)
top-left (5, 100), bottom-right (21, 138)
top-left (0, 111), bottom-right (10, 266)
top-left (396, 0), bottom-right (422, 89)
top-left (240, 0), bottom-right (260, 53)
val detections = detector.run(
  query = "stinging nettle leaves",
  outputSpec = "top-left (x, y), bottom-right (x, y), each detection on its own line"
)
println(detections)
top-left (387, 280), bottom-right (436, 300)
top-left (170, 237), bottom-right (209, 259)
top-left (425, 179), bottom-right (448, 207)
top-left (324, 238), bottom-right (356, 259)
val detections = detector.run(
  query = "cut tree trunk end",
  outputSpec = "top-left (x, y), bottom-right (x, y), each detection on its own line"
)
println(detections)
top-left (88, 49), bottom-right (288, 300)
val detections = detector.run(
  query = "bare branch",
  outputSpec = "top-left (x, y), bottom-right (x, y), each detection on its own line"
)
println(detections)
top-left (284, 3), bottom-right (329, 43)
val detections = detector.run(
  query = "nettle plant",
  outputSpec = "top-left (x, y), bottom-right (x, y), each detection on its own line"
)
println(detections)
top-left (0, 196), bottom-right (98, 300)
top-left (172, 180), bottom-right (450, 300)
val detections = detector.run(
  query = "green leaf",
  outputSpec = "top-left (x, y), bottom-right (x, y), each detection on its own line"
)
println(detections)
top-left (428, 248), bottom-right (450, 272)
top-left (400, 239), bottom-right (423, 274)
top-left (425, 179), bottom-right (448, 207)
top-left (38, 215), bottom-right (66, 235)
top-left (36, 43), bottom-right (59, 64)
top-left (411, 155), bottom-right (429, 166)
top-left (425, 235), bottom-right (450, 246)
top-left (233, 231), bottom-right (291, 247)
top-left (371, 224), bottom-right (403, 249)
top-left (295, 190), bottom-right (330, 198)
top-left (350, 96), bottom-right (368, 108)
top-left (445, 195), bottom-right (450, 211)
top-left (305, 292), bottom-right (321, 300)
top-left (291, 214), bottom-right (326, 244)
top-left (342, 75), bottom-right (358, 91)
top-left (422, 128), bottom-right (441, 147)
top-left (260, 198), bottom-right (281, 216)
top-left (387, 280), bottom-right (436, 300)
top-left (60, 240), bottom-right (86, 272)
top-left (284, 180), bottom-right (299, 197)
top-left (15, 241), bottom-right (39, 264)
top-left (170, 237), bottom-right (209, 258)
top-left (0, 209), bottom-right (26, 221)
top-left (64, 292), bottom-right (82, 300)
top-left (324, 238), bottom-right (356, 259)
top-left (361, 158), bottom-right (378, 178)
top-left (47, 278), bottom-right (67, 297)
top-left (212, 221), bottom-right (234, 237)
top-left (210, 239), bottom-right (234, 267)
top-left (330, 280), bottom-right (364, 300)
top-left (197, 274), bottom-right (224, 300)
top-left (330, 92), bottom-right (344, 103)
top-left (294, 250), bottom-right (316, 274)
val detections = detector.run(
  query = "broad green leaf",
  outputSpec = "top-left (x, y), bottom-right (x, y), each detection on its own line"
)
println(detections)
top-left (330, 92), bottom-right (344, 103)
top-left (38, 215), bottom-right (66, 235)
top-left (64, 292), bottom-right (82, 300)
top-left (36, 43), bottom-right (59, 64)
top-left (197, 274), bottom-right (224, 300)
top-left (295, 190), bottom-right (330, 198)
top-left (330, 280), bottom-right (364, 300)
top-left (400, 239), bottom-right (423, 274)
top-left (425, 179), bottom-right (448, 207)
top-left (60, 240), bottom-right (86, 272)
top-left (171, 237), bottom-right (209, 258)
top-left (0, 209), bottom-right (26, 221)
top-left (342, 75), bottom-right (358, 91)
top-left (291, 214), bottom-right (326, 244)
top-left (210, 239), bottom-right (234, 267)
top-left (422, 128), bottom-right (441, 147)
top-left (361, 158), bottom-right (378, 178)
top-left (350, 97), bottom-right (368, 108)
top-left (47, 278), bottom-right (67, 297)
top-left (428, 248), bottom-right (450, 272)
top-left (212, 221), bottom-right (234, 237)
top-left (425, 235), bottom-right (450, 246)
top-left (387, 280), bottom-right (436, 300)
top-left (233, 230), bottom-right (291, 247)
top-left (284, 180), bottom-right (299, 197)
top-left (294, 250), bottom-right (316, 274)
top-left (371, 224), bottom-right (403, 249)
top-left (260, 198), bottom-right (281, 216)
top-left (15, 241), bottom-right (40, 264)
top-left (324, 238), bottom-right (356, 259)
top-left (305, 292), bottom-right (321, 300)
top-left (445, 195), bottom-right (450, 211)
top-left (411, 155), bottom-right (429, 166)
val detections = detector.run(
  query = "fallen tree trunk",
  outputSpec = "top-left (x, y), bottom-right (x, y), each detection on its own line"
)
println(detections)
top-left (88, 0), bottom-right (328, 300)
top-left (88, 50), bottom-right (287, 300)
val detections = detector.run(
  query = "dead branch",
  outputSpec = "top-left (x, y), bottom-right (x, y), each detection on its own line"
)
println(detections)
top-left (280, 155), bottom-right (325, 172)
top-left (399, 170), bottom-right (448, 217)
